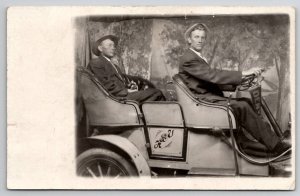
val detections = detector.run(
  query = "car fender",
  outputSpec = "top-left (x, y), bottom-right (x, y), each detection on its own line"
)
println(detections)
top-left (83, 134), bottom-right (151, 177)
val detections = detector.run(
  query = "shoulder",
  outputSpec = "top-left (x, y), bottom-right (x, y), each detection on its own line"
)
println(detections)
top-left (180, 49), bottom-right (198, 64)
top-left (88, 56), bottom-right (108, 68)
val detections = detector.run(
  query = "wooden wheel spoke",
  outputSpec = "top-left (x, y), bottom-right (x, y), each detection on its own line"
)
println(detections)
top-left (97, 163), bottom-right (103, 177)
top-left (106, 166), bottom-right (111, 176)
top-left (86, 167), bottom-right (97, 178)
top-left (78, 149), bottom-right (135, 178)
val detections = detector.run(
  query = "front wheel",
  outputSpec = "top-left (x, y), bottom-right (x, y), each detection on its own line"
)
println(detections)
top-left (77, 148), bottom-right (138, 178)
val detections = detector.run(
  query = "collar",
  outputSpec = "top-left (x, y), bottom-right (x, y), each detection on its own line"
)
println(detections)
top-left (189, 48), bottom-right (208, 63)
top-left (102, 55), bottom-right (112, 62)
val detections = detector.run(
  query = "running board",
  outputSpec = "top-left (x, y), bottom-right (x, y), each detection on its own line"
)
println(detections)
top-left (188, 167), bottom-right (236, 176)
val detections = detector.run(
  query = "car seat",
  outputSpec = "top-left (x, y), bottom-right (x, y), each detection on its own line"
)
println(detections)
top-left (76, 66), bottom-right (143, 128)
top-left (172, 74), bottom-right (237, 130)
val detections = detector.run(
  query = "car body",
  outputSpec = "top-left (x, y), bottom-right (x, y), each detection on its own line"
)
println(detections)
top-left (76, 66), bottom-right (270, 178)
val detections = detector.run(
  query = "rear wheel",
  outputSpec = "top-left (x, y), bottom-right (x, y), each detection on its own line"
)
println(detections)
top-left (77, 148), bottom-right (138, 178)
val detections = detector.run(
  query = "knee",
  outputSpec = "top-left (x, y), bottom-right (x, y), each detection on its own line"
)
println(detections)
top-left (239, 98), bottom-right (254, 108)
top-left (240, 100), bottom-right (252, 108)
top-left (156, 89), bottom-right (163, 95)
top-left (153, 89), bottom-right (166, 100)
top-left (231, 100), bottom-right (252, 110)
top-left (155, 89), bottom-right (163, 97)
top-left (150, 88), bottom-right (162, 95)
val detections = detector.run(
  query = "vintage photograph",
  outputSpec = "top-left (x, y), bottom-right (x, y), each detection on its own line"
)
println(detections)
top-left (75, 13), bottom-right (293, 178)
top-left (7, 6), bottom-right (295, 189)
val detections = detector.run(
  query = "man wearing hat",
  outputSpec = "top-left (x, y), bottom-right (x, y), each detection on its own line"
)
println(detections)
top-left (178, 23), bottom-right (290, 156)
top-left (88, 35), bottom-right (165, 103)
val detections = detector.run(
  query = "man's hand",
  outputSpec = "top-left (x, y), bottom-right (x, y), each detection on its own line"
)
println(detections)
top-left (128, 80), bottom-right (138, 89)
top-left (242, 67), bottom-right (264, 77)
top-left (128, 88), bottom-right (138, 93)
top-left (143, 85), bottom-right (149, 90)
top-left (127, 81), bottom-right (139, 93)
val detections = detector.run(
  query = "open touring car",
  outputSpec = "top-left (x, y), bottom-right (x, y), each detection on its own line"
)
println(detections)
top-left (76, 66), bottom-right (291, 178)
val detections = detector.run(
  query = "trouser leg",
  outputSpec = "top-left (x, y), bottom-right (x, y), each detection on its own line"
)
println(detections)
top-left (228, 99), bottom-right (280, 150)
top-left (127, 88), bottom-right (165, 103)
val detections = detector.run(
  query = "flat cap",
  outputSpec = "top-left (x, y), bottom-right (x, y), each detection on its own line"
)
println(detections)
top-left (184, 23), bottom-right (209, 41)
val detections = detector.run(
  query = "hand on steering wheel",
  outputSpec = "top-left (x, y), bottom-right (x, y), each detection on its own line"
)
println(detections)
top-left (242, 67), bottom-right (264, 77)
top-left (239, 67), bottom-right (265, 91)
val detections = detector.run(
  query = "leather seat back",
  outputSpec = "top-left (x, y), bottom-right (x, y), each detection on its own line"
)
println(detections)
top-left (77, 67), bottom-right (142, 126)
top-left (173, 74), bottom-right (236, 129)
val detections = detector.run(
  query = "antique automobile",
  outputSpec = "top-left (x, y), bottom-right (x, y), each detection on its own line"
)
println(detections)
top-left (76, 66), bottom-right (290, 178)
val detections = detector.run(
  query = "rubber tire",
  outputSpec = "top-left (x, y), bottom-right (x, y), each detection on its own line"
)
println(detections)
top-left (77, 148), bottom-right (138, 177)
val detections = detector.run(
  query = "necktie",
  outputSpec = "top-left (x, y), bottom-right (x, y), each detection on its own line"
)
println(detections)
top-left (108, 60), bottom-right (126, 84)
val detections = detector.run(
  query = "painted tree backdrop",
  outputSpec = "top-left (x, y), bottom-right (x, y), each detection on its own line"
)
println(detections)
top-left (75, 15), bottom-right (290, 131)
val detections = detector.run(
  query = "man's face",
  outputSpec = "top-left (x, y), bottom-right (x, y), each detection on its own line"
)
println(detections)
top-left (98, 39), bottom-right (116, 58)
top-left (188, 29), bottom-right (206, 52)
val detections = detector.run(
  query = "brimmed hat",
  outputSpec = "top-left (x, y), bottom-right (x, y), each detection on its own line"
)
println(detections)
top-left (184, 23), bottom-right (209, 41)
top-left (92, 35), bottom-right (119, 56)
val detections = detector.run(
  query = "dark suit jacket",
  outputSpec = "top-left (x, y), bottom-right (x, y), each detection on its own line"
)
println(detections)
top-left (179, 49), bottom-right (242, 101)
top-left (87, 55), bottom-right (129, 97)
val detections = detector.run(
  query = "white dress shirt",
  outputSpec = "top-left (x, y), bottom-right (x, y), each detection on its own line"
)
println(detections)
top-left (189, 48), bottom-right (208, 64)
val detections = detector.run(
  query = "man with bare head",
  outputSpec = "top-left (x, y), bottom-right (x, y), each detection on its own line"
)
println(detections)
top-left (88, 35), bottom-right (165, 103)
top-left (179, 23), bottom-right (290, 156)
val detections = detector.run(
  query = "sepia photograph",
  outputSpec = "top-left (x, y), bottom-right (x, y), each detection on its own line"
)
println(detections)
top-left (7, 6), bottom-right (295, 189)
top-left (75, 13), bottom-right (293, 178)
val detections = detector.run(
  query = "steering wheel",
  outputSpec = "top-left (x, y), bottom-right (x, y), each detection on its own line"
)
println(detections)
top-left (238, 71), bottom-right (264, 91)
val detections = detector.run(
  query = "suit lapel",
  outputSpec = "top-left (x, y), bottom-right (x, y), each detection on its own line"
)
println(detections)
top-left (188, 49), bottom-right (208, 65)
top-left (100, 55), bottom-right (125, 83)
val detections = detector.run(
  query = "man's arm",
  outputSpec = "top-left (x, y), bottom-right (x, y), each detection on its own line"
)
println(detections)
top-left (88, 61), bottom-right (128, 97)
top-left (125, 75), bottom-right (155, 90)
top-left (181, 58), bottom-right (242, 85)
top-left (218, 84), bottom-right (237, 91)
